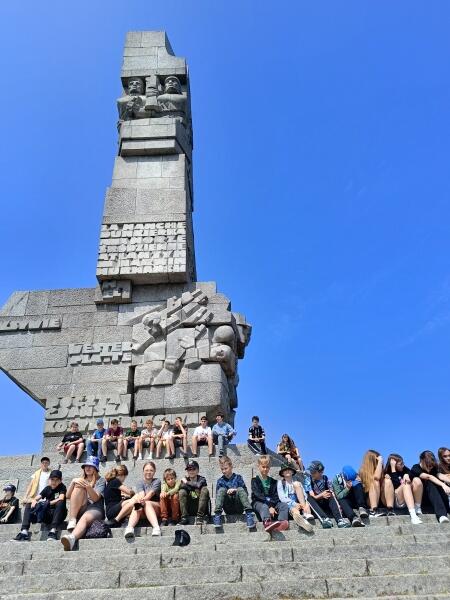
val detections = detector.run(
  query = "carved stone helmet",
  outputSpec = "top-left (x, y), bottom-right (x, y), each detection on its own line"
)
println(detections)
top-left (127, 77), bottom-right (145, 95)
top-left (164, 75), bottom-right (182, 95)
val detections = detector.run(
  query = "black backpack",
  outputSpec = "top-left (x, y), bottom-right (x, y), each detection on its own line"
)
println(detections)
top-left (84, 520), bottom-right (112, 539)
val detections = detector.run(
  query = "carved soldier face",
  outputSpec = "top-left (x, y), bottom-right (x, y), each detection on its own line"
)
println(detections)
top-left (164, 76), bottom-right (182, 95)
top-left (128, 78), bottom-right (144, 95)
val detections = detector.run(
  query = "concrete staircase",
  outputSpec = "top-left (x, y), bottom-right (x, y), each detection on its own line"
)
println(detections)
top-left (0, 445), bottom-right (449, 600)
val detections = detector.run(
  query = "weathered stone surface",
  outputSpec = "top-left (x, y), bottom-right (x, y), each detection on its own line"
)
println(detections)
top-left (0, 32), bottom-right (250, 449)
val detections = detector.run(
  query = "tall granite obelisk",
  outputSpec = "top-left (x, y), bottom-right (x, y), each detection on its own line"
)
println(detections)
top-left (0, 32), bottom-right (251, 451)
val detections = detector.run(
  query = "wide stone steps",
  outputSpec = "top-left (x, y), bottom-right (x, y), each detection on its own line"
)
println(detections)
top-left (1, 446), bottom-right (449, 599)
top-left (0, 517), bottom-right (449, 599)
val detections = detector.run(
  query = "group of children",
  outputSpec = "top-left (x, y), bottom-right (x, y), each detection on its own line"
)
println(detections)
top-left (2, 442), bottom-right (450, 552)
top-left (58, 414), bottom-right (236, 465)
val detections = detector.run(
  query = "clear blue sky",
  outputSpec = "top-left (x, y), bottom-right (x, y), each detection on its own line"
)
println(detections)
top-left (1, 1), bottom-right (449, 475)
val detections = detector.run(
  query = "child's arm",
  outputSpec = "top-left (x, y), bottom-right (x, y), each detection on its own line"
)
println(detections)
top-left (276, 481), bottom-right (293, 506)
top-left (166, 481), bottom-right (181, 496)
top-left (332, 475), bottom-right (348, 500)
top-left (250, 477), bottom-right (267, 505)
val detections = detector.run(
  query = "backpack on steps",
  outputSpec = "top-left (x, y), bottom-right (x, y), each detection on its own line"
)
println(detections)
top-left (84, 520), bottom-right (112, 539)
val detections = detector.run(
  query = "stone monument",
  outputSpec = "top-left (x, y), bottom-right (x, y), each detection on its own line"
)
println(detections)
top-left (0, 31), bottom-right (251, 451)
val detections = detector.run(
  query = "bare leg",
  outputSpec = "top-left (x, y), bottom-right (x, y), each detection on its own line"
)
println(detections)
top-left (167, 438), bottom-right (175, 456)
top-left (191, 436), bottom-right (198, 455)
top-left (156, 440), bottom-right (163, 458)
top-left (101, 438), bottom-right (108, 459)
top-left (133, 438), bottom-right (141, 458)
top-left (207, 436), bottom-right (214, 455)
top-left (397, 484), bottom-right (414, 510)
top-left (412, 478), bottom-right (423, 504)
top-left (113, 500), bottom-right (135, 523)
top-left (381, 478), bottom-right (395, 508)
top-left (293, 481), bottom-right (307, 505)
top-left (181, 435), bottom-right (187, 454)
top-left (76, 443), bottom-right (84, 461)
top-left (368, 480), bottom-right (381, 510)
top-left (65, 444), bottom-right (76, 461)
top-left (144, 501), bottom-right (159, 529)
top-left (128, 507), bottom-right (144, 528)
top-left (72, 511), bottom-right (96, 541)
top-left (68, 487), bottom-right (87, 520)
top-left (122, 439), bottom-right (128, 459)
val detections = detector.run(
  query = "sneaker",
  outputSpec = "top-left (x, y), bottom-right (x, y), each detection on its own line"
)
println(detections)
top-left (439, 516), bottom-right (449, 524)
top-left (369, 509), bottom-right (385, 518)
top-left (410, 514), bottom-right (423, 525)
top-left (60, 533), bottom-right (75, 551)
top-left (105, 519), bottom-right (121, 528)
top-left (151, 527), bottom-right (161, 536)
top-left (138, 455), bottom-right (143, 460)
top-left (303, 513), bottom-right (315, 523)
top-left (213, 514), bottom-right (222, 528)
top-left (169, 520), bottom-right (178, 526)
top-left (67, 518), bottom-right (77, 531)
top-left (358, 507), bottom-right (369, 519)
top-left (12, 532), bottom-right (29, 542)
top-left (47, 531), bottom-right (57, 541)
top-left (263, 519), bottom-right (279, 533)
top-left (124, 526), bottom-right (135, 539)
top-left (351, 517), bottom-right (365, 527)
top-left (180, 516), bottom-right (189, 525)
top-left (337, 518), bottom-right (351, 529)
top-left (191, 453), bottom-right (198, 458)
top-left (100, 456), bottom-right (107, 464)
top-left (180, 450), bottom-right (187, 458)
top-left (195, 516), bottom-right (204, 526)
top-left (161, 519), bottom-right (169, 526)
top-left (245, 512), bottom-right (256, 529)
top-left (115, 456), bottom-right (121, 464)
top-left (386, 508), bottom-right (396, 517)
top-left (415, 504), bottom-right (423, 515)
top-left (321, 518), bottom-right (333, 529)
top-left (291, 509), bottom-right (313, 532)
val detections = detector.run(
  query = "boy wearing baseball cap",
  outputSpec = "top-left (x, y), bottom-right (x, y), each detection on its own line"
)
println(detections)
top-left (303, 460), bottom-right (350, 529)
top-left (0, 484), bottom-right (19, 524)
top-left (14, 470), bottom-right (67, 541)
top-left (332, 465), bottom-right (368, 527)
top-left (179, 460), bottom-right (210, 525)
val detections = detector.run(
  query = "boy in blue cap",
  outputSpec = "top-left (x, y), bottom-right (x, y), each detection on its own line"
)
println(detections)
top-left (332, 465), bottom-right (368, 527)
top-left (86, 419), bottom-right (106, 462)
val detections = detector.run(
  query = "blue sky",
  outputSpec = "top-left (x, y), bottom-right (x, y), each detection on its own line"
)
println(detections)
top-left (1, 1), bottom-right (449, 475)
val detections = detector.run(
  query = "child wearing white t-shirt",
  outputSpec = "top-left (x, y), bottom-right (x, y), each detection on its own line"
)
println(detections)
top-left (191, 416), bottom-right (213, 457)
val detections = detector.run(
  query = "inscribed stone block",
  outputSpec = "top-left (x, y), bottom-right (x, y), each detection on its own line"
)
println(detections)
top-left (0, 292), bottom-right (29, 316)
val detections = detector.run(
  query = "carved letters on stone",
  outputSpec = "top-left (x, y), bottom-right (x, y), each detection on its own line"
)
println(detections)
top-left (97, 222), bottom-right (187, 278)
top-left (0, 317), bottom-right (61, 333)
top-left (68, 342), bottom-right (132, 365)
top-left (100, 280), bottom-right (132, 303)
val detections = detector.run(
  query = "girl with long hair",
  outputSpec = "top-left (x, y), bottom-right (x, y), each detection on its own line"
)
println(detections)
top-left (383, 453), bottom-right (423, 524)
top-left (276, 434), bottom-right (303, 470)
top-left (60, 456), bottom-right (105, 551)
top-left (411, 451), bottom-right (450, 523)
top-left (124, 461), bottom-right (161, 539)
top-left (104, 465), bottom-right (135, 527)
top-left (358, 449), bottom-right (385, 517)
top-left (438, 447), bottom-right (450, 485)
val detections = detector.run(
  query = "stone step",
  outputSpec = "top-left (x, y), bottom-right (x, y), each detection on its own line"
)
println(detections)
top-left (3, 550), bottom-right (449, 578)
top-left (2, 571), bottom-right (450, 598)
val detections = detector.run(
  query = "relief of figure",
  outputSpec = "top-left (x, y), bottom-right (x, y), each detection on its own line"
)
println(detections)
top-left (117, 77), bottom-right (148, 123)
top-left (155, 76), bottom-right (187, 124)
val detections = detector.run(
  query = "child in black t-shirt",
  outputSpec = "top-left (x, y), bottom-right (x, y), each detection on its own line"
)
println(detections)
top-left (247, 416), bottom-right (267, 455)
top-left (0, 484), bottom-right (19, 524)
top-left (14, 470), bottom-right (67, 541)
top-left (383, 454), bottom-right (422, 524)
top-left (56, 422), bottom-right (85, 463)
top-left (104, 465), bottom-right (135, 527)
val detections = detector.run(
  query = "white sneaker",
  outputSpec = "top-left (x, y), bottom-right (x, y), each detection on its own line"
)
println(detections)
top-left (60, 534), bottom-right (75, 551)
top-left (66, 518), bottom-right (77, 531)
top-left (439, 516), bottom-right (449, 524)
top-left (291, 509), bottom-right (313, 532)
top-left (410, 514), bottom-right (422, 525)
top-left (151, 527), bottom-right (161, 537)
top-left (303, 513), bottom-right (315, 522)
top-left (149, 452), bottom-right (153, 459)
top-left (138, 455), bottom-right (143, 460)
top-left (124, 526), bottom-right (135, 539)
top-left (415, 504), bottom-right (423, 515)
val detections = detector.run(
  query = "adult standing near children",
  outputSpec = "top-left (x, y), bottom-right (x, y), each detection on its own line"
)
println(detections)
top-left (411, 451), bottom-right (450, 524)
top-left (212, 413), bottom-right (235, 457)
top-left (60, 456), bottom-right (106, 551)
